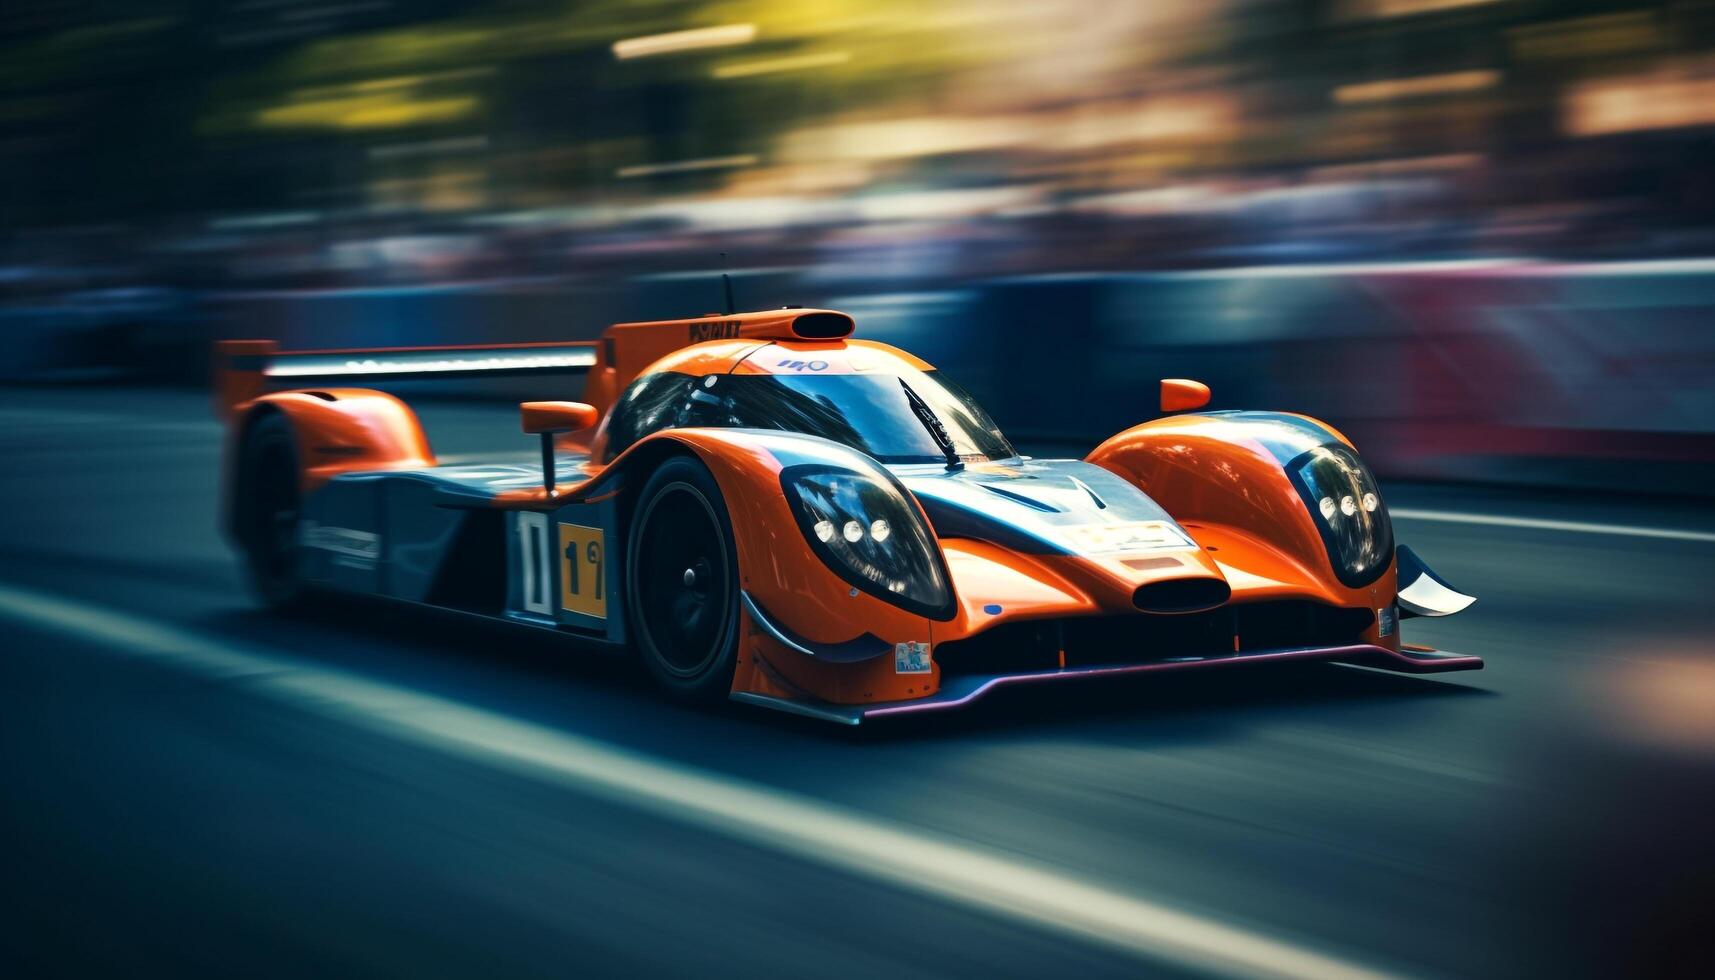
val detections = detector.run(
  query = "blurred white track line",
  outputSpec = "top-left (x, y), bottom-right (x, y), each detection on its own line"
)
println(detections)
top-left (0, 408), bottom-right (213, 432)
top-left (1389, 508), bottom-right (1715, 544)
top-left (0, 583), bottom-right (1399, 980)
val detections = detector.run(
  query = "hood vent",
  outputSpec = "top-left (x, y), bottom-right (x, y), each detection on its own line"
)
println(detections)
top-left (977, 482), bottom-right (1062, 513)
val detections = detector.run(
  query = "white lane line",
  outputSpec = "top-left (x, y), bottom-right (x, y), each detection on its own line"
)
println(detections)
top-left (1389, 508), bottom-right (1715, 544)
top-left (0, 583), bottom-right (1398, 980)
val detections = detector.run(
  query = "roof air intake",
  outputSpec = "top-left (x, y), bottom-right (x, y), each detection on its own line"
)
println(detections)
top-left (791, 312), bottom-right (854, 339)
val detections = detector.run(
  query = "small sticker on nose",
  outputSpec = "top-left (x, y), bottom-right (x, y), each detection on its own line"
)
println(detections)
top-left (1378, 605), bottom-right (1397, 638)
top-left (895, 641), bottom-right (931, 674)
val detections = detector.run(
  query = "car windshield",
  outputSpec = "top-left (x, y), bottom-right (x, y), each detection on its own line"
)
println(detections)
top-left (696, 369), bottom-right (1016, 464)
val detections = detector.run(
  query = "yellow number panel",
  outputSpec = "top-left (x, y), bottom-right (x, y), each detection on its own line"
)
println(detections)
top-left (558, 522), bottom-right (607, 620)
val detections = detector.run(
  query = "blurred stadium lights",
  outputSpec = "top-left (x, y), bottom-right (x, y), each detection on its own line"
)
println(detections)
top-left (854, 187), bottom-right (1041, 223)
top-left (1333, 70), bottom-right (1501, 105)
top-left (612, 24), bottom-right (757, 60)
top-left (616, 155), bottom-right (760, 179)
top-left (256, 92), bottom-right (479, 131)
top-left (1308, 154), bottom-right (1483, 181)
top-left (778, 116), bottom-right (1028, 164)
top-left (1563, 59), bottom-right (1715, 136)
top-left (713, 51), bottom-right (852, 79)
top-left (1341, 0), bottom-right (1502, 19)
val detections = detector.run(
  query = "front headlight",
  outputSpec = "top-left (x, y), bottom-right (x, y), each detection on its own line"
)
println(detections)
top-left (781, 464), bottom-right (953, 619)
top-left (1288, 443), bottom-right (1393, 588)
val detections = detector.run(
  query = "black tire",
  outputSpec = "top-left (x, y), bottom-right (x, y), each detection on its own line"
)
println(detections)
top-left (626, 456), bottom-right (741, 701)
top-left (234, 412), bottom-right (307, 609)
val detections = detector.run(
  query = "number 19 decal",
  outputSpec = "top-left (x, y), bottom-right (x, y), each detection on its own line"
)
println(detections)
top-left (558, 523), bottom-right (606, 620)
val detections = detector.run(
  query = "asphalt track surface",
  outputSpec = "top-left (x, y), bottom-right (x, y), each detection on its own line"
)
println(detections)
top-left (2, 387), bottom-right (1711, 979)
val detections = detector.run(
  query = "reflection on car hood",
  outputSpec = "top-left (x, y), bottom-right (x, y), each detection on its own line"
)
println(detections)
top-left (892, 458), bottom-right (1196, 556)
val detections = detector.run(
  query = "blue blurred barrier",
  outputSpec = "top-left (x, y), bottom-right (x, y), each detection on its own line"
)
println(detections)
top-left (840, 264), bottom-right (1715, 495)
top-left (7, 262), bottom-right (1710, 495)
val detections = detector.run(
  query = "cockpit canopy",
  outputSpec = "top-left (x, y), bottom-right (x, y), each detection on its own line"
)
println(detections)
top-left (596, 340), bottom-right (1015, 465)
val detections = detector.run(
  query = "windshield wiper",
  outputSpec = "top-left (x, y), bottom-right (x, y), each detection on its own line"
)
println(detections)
top-left (899, 378), bottom-right (963, 471)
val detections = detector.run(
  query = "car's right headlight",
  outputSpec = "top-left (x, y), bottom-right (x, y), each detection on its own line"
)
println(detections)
top-left (781, 464), bottom-right (953, 619)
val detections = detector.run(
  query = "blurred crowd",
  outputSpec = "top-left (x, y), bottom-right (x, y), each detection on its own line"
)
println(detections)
top-left (4, 0), bottom-right (1714, 293)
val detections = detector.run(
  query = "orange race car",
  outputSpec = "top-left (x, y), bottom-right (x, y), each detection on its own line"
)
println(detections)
top-left (215, 306), bottom-right (1478, 724)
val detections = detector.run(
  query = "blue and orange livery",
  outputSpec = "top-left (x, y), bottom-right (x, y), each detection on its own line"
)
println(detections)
top-left (216, 306), bottom-right (1477, 724)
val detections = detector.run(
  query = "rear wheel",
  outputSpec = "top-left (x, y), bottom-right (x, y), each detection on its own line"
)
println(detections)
top-left (626, 456), bottom-right (740, 701)
top-left (235, 412), bottom-right (306, 609)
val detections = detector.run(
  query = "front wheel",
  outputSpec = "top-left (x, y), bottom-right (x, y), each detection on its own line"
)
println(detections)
top-left (626, 456), bottom-right (741, 701)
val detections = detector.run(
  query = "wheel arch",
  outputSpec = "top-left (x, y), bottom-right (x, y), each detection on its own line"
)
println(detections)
top-left (595, 434), bottom-right (708, 535)
top-left (621, 452), bottom-right (746, 699)
top-left (1086, 411), bottom-right (1395, 606)
top-left (596, 430), bottom-right (785, 610)
top-left (610, 428), bottom-right (942, 705)
top-left (222, 389), bottom-right (433, 546)
top-left (233, 389), bottom-right (433, 488)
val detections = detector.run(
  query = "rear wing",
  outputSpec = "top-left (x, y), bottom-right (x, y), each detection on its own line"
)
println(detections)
top-left (214, 338), bottom-right (598, 420)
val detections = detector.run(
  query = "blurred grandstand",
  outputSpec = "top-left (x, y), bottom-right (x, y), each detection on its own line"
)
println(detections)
top-left (2, 0), bottom-right (1712, 492)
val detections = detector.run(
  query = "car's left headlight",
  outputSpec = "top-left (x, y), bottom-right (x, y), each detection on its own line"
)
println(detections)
top-left (1289, 443), bottom-right (1393, 587)
top-left (781, 464), bottom-right (953, 619)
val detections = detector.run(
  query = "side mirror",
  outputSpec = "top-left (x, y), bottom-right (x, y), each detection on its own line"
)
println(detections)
top-left (1160, 379), bottom-right (1210, 413)
top-left (520, 401), bottom-right (598, 496)
top-left (521, 401), bottom-right (598, 435)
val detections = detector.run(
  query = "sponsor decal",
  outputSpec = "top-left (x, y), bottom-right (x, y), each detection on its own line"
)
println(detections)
top-left (689, 320), bottom-right (741, 342)
top-left (515, 512), bottom-right (554, 616)
top-left (895, 641), bottom-right (931, 674)
top-left (300, 520), bottom-right (380, 569)
top-left (1062, 521), bottom-right (1191, 555)
top-left (1378, 605), bottom-right (1398, 638)
top-left (775, 358), bottom-right (829, 372)
top-left (558, 522), bottom-right (607, 620)
top-left (1122, 556), bottom-right (1183, 572)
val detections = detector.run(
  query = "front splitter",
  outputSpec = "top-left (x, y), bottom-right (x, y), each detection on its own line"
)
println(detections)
top-left (731, 642), bottom-right (1483, 725)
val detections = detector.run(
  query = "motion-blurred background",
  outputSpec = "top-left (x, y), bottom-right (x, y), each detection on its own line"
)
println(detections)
top-left (4, 6), bottom-right (1715, 979)
top-left (3, 0), bottom-right (1713, 492)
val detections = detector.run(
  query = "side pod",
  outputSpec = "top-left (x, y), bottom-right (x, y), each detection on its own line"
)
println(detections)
top-left (1395, 545), bottom-right (1476, 618)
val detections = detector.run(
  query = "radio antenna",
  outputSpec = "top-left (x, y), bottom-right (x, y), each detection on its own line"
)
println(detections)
top-left (720, 252), bottom-right (735, 315)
